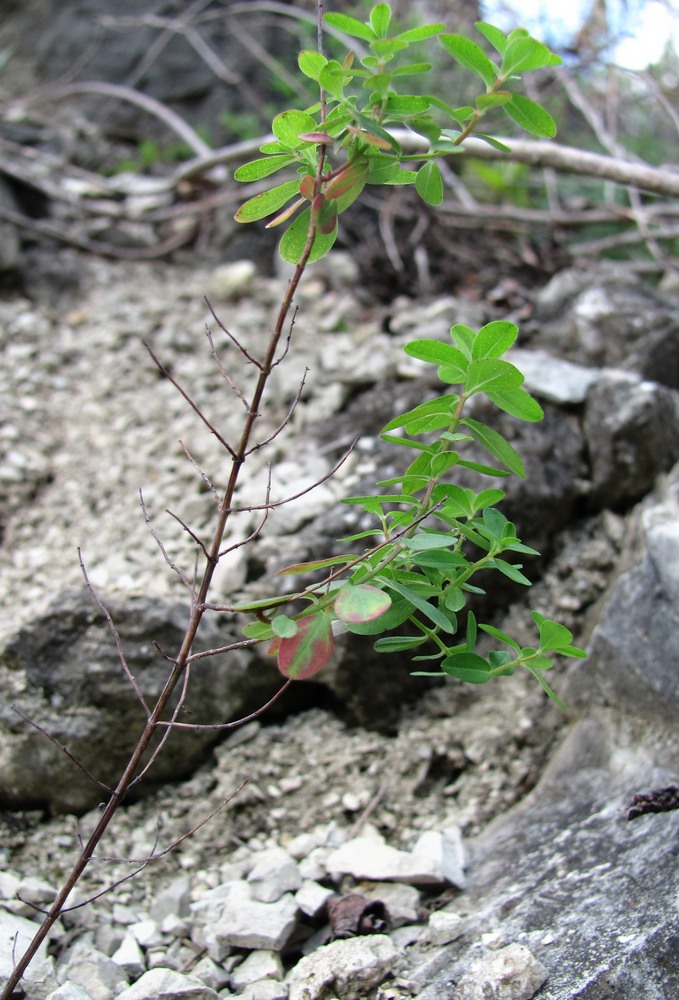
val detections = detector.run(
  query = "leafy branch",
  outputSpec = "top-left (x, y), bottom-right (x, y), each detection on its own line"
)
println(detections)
top-left (1, 5), bottom-right (584, 996)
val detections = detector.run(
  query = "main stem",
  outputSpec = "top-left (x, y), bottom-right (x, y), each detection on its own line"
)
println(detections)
top-left (1, 230), bottom-right (318, 1000)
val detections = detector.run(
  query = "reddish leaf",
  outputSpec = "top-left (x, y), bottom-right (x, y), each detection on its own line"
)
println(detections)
top-left (299, 175), bottom-right (316, 200)
top-left (325, 158), bottom-right (369, 201)
top-left (298, 132), bottom-right (337, 144)
top-left (311, 193), bottom-right (338, 235)
top-left (277, 612), bottom-right (334, 679)
top-left (334, 584), bottom-right (392, 624)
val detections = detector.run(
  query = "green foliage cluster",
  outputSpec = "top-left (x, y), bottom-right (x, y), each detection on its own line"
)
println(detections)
top-left (234, 3), bottom-right (561, 264)
top-left (233, 3), bottom-right (585, 699)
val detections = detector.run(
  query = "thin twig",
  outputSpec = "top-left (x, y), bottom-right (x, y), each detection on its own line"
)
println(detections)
top-left (79, 550), bottom-right (150, 713)
top-left (178, 440), bottom-right (222, 505)
top-left (205, 298), bottom-right (263, 370)
top-left (140, 490), bottom-right (195, 593)
top-left (143, 340), bottom-right (238, 458)
top-left (204, 325), bottom-right (250, 410)
top-left (165, 508), bottom-right (211, 560)
top-left (155, 681), bottom-right (293, 729)
top-left (12, 709), bottom-right (113, 795)
top-left (246, 369), bottom-right (309, 455)
top-left (229, 439), bottom-right (357, 513)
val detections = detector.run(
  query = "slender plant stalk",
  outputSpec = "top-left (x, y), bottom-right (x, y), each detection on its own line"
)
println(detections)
top-left (0, 214), bottom-right (319, 1000)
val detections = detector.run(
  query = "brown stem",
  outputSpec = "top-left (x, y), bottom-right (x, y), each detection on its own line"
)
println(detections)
top-left (1, 193), bottom-right (320, 1000)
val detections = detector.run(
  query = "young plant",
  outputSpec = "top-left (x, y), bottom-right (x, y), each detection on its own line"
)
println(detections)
top-left (1, 5), bottom-right (583, 996)
top-left (233, 3), bottom-right (584, 691)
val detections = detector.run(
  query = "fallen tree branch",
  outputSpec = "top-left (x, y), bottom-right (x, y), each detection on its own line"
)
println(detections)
top-left (176, 132), bottom-right (679, 198)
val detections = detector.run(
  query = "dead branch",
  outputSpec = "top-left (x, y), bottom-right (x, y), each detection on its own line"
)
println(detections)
top-left (12, 709), bottom-right (113, 795)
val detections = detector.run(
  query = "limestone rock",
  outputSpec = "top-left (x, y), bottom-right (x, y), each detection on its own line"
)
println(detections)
top-left (0, 589), bottom-right (277, 813)
top-left (453, 944), bottom-right (548, 1000)
top-left (116, 967), bottom-right (219, 999)
top-left (325, 835), bottom-right (445, 886)
top-left (287, 934), bottom-right (398, 1000)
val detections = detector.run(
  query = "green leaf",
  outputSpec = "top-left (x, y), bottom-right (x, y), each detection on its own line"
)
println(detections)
top-left (277, 612), bottom-right (334, 679)
top-left (335, 584), bottom-right (392, 624)
top-left (319, 61), bottom-right (350, 100)
top-left (500, 31), bottom-right (562, 76)
top-left (382, 394), bottom-right (459, 433)
top-left (463, 417), bottom-right (525, 478)
top-left (374, 635), bottom-right (427, 652)
top-left (271, 614), bottom-right (298, 638)
top-left (450, 324), bottom-right (475, 359)
top-left (465, 359), bottom-right (523, 396)
top-left (391, 61), bottom-right (433, 75)
top-left (272, 110), bottom-right (320, 147)
top-left (527, 667), bottom-right (567, 709)
top-left (345, 595), bottom-right (414, 635)
top-left (277, 555), bottom-right (355, 575)
top-left (371, 38), bottom-right (408, 58)
top-left (370, 2), bottom-right (391, 37)
top-left (242, 620), bottom-right (275, 641)
top-left (456, 458), bottom-right (508, 477)
top-left (476, 92), bottom-right (512, 112)
top-left (298, 50), bottom-right (328, 81)
top-left (234, 155), bottom-right (296, 182)
top-left (486, 386), bottom-right (544, 422)
top-left (397, 24), bottom-right (445, 43)
top-left (489, 558), bottom-right (532, 585)
top-left (532, 613), bottom-right (575, 653)
top-left (279, 206), bottom-right (338, 264)
top-left (235, 179), bottom-right (301, 223)
top-left (403, 339), bottom-right (468, 375)
top-left (347, 108), bottom-right (402, 154)
top-left (324, 11), bottom-right (376, 42)
top-left (474, 21), bottom-right (507, 55)
top-left (478, 622), bottom-right (521, 650)
top-left (442, 651), bottom-right (491, 683)
top-left (232, 593), bottom-right (297, 612)
top-left (386, 579), bottom-right (458, 634)
top-left (411, 550), bottom-right (467, 570)
top-left (415, 161), bottom-right (443, 206)
top-left (385, 94), bottom-right (431, 116)
top-left (472, 321), bottom-right (518, 359)
top-left (439, 34), bottom-right (497, 90)
top-left (504, 94), bottom-right (557, 138)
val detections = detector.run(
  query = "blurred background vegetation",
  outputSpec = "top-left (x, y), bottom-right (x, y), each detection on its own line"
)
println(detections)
top-left (0, 0), bottom-right (676, 298)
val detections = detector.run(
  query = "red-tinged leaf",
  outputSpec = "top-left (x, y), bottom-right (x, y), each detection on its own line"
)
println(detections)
top-left (264, 196), bottom-right (305, 229)
top-left (325, 158), bottom-right (369, 201)
top-left (299, 175), bottom-right (315, 200)
top-left (277, 612), bottom-right (335, 679)
top-left (335, 584), bottom-right (392, 624)
top-left (311, 193), bottom-right (338, 234)
top-left (345, 124), bottom-right (394, 150)
top-left (277, 555), bottom-right (356, 575)
top-left (298, 132), bottom-right (337, 144)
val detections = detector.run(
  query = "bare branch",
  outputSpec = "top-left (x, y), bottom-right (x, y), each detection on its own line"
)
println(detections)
top-left (247, 369), bottom-right (309, 456)
top-left (12, 708), bottom-right (113, 795)
top-left (15, 82), bottom-right (211, 157)
top-left (156, 681), bottom-right (292, 729)
top-left (143, 340), bottom-right (238, 458)
top-left (205, 298), bottom-right (263, 370)
top-left (139, 490), bottom-right (195, 594)
top-left (229, 439), bottom-right (357, 513)
top-left (165, 508), bottom-right (210, 560)
top-left (204, 325), bottom-right (250, 410)
top-left (177, 131), bottom-right (679, 198)
top-left (178, 440), bottom-right (222, 505)
top-left (78, 550), bottom-right (149, 713)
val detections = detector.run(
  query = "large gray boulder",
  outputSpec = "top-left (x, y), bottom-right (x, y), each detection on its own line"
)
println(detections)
top-left (0, 589), bottom-right (278, 814)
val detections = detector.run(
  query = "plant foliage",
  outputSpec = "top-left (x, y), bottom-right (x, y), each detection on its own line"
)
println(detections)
top-left (233, 7), bottom-right (583, 696)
